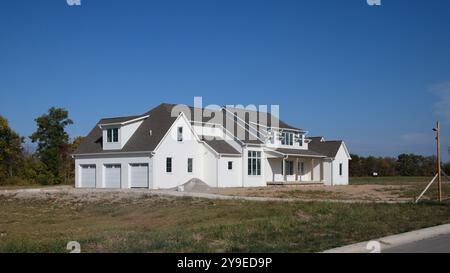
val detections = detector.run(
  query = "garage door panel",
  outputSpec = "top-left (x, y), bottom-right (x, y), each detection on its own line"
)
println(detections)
top-left (130, 163), bottom-right (148, 188)
top-left (104, 164), bottom-right (121, 188)
top-left (80, 165), bottom-right (96, 188)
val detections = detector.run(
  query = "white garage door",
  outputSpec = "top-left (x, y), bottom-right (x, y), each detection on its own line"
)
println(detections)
top-left (80, 165), bottom-right (96, 188)
top-left (104, 164), bottom-right (121, 188)
top-left (130, 163), bottom-right (149, 188)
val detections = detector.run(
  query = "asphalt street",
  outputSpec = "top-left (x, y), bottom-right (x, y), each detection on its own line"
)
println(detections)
top-left (384, 233), bottom-right (450, 253)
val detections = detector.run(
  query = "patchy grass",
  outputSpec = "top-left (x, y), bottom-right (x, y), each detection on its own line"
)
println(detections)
top-left (1, 193), bottom-right (450, 253)
top-left (351, 176), bottom-right (450, 201)
top-left (350, 176), bottom-right (433, 185)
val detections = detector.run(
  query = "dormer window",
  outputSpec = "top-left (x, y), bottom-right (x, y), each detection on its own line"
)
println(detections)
top-left (281, 132), bottom-right (294, 146)
top-left (107, 128), bottom-right (119, 143)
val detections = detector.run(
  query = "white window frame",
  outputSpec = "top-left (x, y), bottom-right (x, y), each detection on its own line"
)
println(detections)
top-left (247, 151), bottom-right (261, 176)
top-left (281, 132), bottom-right (294, 146)
top-left (107, 128), bottom-right (119, 143)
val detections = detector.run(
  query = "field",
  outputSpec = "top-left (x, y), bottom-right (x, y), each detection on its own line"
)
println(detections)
top-left (210, 176), bottom-right (450, 202)
top-left (0, 176), bottom-right (449, 253)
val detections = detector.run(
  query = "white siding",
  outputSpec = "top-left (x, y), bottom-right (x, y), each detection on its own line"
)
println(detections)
top-left (152, 115), bottom-right (218, 189)
top-left (121, 120), bottom-right (144, 148)
top-left (217, 156), bottom-right (242, 187)
top-left (331, 145), bottom-right (349, 185)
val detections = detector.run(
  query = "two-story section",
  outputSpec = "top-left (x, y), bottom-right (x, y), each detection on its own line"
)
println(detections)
top-left (73, 103), bottom-right (351, 189)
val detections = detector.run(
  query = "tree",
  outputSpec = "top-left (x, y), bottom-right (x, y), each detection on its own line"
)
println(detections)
top-left (30, 107), bottom-right (73, 184)
top-left (0, 115), bottom-right (24, 179)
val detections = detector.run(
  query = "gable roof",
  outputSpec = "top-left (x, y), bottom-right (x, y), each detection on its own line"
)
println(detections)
top-left (75, 103), bottom-right (305, 155)
top-left (308, 139), bottom-right (344, 158)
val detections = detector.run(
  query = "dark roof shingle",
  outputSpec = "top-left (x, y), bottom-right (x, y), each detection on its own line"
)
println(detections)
top-left (308, 139), bottom-right (344, 158)
top-left (203, 139), bottom-right (241, 155)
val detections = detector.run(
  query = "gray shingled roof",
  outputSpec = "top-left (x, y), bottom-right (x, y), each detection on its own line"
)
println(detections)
top-left (271, 148), bottom-right (326, 157)
top-left (203, 139), bottom-right (241, 155)
top-left (99, 116), bottom-right (140, 124)
top-left (74, 104), bottom-right (178, 154)
top-left (308, 139), bottom-right (344, 158)
top-left (75, 103), bottom-right (303, 155)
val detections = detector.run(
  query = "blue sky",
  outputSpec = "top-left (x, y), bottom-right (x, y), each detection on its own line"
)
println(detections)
top-left (1, 0), bottom-right (449, 160)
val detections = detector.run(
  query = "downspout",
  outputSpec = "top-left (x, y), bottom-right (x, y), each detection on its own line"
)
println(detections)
top-left (217, 154), bottom-right (220, 188)
top-left (242, 144), bottom-right (247, 187)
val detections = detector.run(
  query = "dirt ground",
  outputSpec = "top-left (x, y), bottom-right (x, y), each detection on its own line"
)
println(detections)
top-left (209, 184), bottom-right (415, 202)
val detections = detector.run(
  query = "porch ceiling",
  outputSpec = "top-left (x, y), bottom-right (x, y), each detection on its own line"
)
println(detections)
top-left (265, 148), bottom-right (326, 158)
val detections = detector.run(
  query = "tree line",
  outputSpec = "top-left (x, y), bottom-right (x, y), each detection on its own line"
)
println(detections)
top-left (350, 154), bottom-right (450, 177)
top-left (1, 107), bottom-right (450, 185)
top-left (0, 108), bottom-right (82, 186)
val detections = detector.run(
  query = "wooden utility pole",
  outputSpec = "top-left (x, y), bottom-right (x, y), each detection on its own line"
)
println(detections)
top-left (436, 121), bottom-right (442, 202)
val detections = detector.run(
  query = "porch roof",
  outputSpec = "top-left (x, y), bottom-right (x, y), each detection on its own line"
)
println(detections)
top-left (265, 148), bottom-right (326, 158)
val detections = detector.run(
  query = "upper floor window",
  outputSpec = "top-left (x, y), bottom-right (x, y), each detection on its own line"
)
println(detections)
top-left (248, 151), bottom-right (261, 176)
top-left (339, 163), bottom-right (343, 176)
top-left (177, 127), bottom-right (183, 142)
top-left (166, 157), bottom-right (172, 173)
top-left (299, 134), bottom-right (304, 146)
top-left (187, 158), bottom-right (193, 173)
top-left (107, 128), bottom-right (119, 143)
top-left (281, 132), bottom-right (293, 146)
top-left (228, 161), bottom-right (233, 170)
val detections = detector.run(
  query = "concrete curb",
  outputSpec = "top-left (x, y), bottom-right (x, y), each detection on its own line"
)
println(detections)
top-left (322, 223), bottom-right (450, 253)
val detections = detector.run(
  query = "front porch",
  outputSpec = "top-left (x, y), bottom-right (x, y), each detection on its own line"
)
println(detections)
top-left (265, 149), bottom-right (328, 184)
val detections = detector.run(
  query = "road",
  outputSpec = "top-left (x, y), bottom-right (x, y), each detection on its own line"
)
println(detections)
top-left (384, 233), bottom-right (450, 253)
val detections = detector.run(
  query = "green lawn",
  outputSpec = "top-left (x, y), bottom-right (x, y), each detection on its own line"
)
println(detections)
top-left (1, 193), bottom-right (450, 253)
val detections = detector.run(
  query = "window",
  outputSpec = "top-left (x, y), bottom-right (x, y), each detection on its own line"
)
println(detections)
top-left (299, 134), bottom-right (304, 146)
top-left (166, 158), bottom-right (172, 173)
top-left (177, 127), bottom-right (183, 142)
top-left (300, 162), bottom-right (305, 175)
top-left (107, 128), bottom-right (119, 143)
top-left (339, 163), bottom-right (343, 176)
top-left (282, 161), bottom-right (294, 175)
top-left (187, 158), bottom-right (193, 173)
top-left (228, 161), bottom-right (233, 170)
top-left (247, 151), bottom-right (261, 176)
top-left (281, 132), bottom-right (294, 146)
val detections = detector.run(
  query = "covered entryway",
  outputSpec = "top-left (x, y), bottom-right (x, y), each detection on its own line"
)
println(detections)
top-left (264, 148), bottom-right (327, 184)
top-left (130, 163), bottom-right (149, 188)
top-left (80, 165), bottom-right (96, 188)
top-left (104, 164), bottom-right (121, 188)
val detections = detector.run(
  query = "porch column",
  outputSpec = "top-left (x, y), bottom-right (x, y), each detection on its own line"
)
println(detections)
top-left (283, 158), bottom-right (287, 182)
top-left (311, 158), bottom-right (314, 181)
top-left (295, 158), bottom-right (299, 181)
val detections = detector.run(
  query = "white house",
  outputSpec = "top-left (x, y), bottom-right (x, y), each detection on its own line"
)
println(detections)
top-left (73, 103), bottom-right (351, 189)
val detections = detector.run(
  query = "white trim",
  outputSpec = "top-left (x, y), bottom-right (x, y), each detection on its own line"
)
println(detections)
top-left (249, 121), bottom-right (307, 133)
top-left (98, 115), bottom-right (149, 127)
top-left (73, 151), bottom-right (153, 157)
